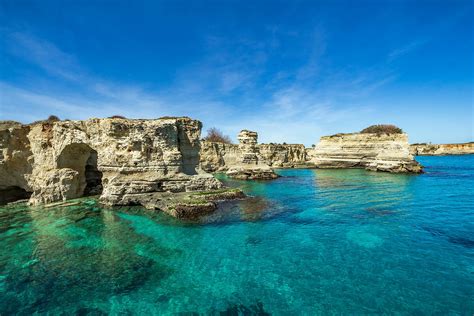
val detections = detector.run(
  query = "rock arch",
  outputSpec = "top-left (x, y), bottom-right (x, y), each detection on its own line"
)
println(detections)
top-left (57, 143), bottom-right (103, 196)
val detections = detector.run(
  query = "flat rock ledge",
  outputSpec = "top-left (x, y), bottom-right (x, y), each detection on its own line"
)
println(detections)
top-left (226, 167), bottom-right (280, 180)
top-left (104, 188), bottom-right (246, 219)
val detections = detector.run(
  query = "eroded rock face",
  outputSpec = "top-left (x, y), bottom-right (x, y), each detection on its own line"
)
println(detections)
top-left (0, 123), bottom-right (33, 204)
top-left (309, 133), bottom-right (422, 173)
top-left (225, 130), bottom-right (279, 180)
top-left (200, 141), bottom-right (240, 172)
top-left (259, 143), bottom-right (307, 167)
top-left (0, 117), bottom-right (223, 206)
top-left (410, 142), bottom-right (474, 155)
top-left (200, 134), bottom-right (308, 173)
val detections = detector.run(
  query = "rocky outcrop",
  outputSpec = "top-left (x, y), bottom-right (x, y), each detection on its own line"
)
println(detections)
top-left (0, 122), bottom-right (33, 195)
top-left (0, 117), bottom-right (225, 210)
top-left (226, 130), bottom-right (279, 180)
top-left (126, 188), bottom-right (246, 219)
top-left (410, 142), bottom-right (474, 155)
top-left (200, 130), bottom-right (279, 180)
top-left (259, 143), bottom-right (308, 167)
top-left (200, 136), bottom-right (308, 173)
top-left (309, 132), bottom-right (422, 173)
top-left (200, 141), bottom-right (240, 172)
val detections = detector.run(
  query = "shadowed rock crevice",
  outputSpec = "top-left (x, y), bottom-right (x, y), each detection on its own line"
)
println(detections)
top-left (0, 186), bottom-right (32, 205)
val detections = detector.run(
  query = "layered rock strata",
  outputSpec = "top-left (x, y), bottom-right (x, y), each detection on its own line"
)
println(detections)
top-left (200, 135), bottom-right (308, 173)
top-left (410, 142), bottom-right (474, 155)
top-left (223, 130), bottom-right (278, 180)
top-left (259, 143), bottom-right (308, 167)
top-left (309, 132), bottom-right (422, 173)
top-left (0, 117), bottom-right (228, 212)
top-left (200, 142), bottom-right (240, 172)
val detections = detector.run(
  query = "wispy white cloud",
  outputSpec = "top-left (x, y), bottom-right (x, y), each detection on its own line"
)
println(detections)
top-left (7, 32), bottom-right (86, 82)
top-left (388, 40), bottom-right (427, 61)
top-left (0, 29), bottom-right (396, 145)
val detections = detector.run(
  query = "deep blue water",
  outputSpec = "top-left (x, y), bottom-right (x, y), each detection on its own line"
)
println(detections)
top-left (1, 156), bottom-right (473, 315)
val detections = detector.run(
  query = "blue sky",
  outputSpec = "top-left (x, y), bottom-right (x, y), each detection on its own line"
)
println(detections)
top-left (0, 0), bottom-right (472, 145)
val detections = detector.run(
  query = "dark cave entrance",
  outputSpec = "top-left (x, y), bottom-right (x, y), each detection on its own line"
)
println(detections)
top-left (0, 186), bottom-right (32, 205)
top-left (57, 144), bottom-right (103, 197)
top-left (83, 150), bottom-right (103, 196)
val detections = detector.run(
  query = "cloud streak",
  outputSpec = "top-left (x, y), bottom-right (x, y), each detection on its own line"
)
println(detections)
top-left (1, 29), bottom-right (398, 145)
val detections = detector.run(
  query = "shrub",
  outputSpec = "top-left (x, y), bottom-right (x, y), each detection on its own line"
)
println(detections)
top-left (203, 127), bottom-right (232, 144)
top-left (47, 115), bottom-right (60, 122)
top-left (361, 124), bottom-right (403, 134)
top-left (109, 115), bottom-right (126, 119)
top-left (30, 115), bottom-right (60, 125)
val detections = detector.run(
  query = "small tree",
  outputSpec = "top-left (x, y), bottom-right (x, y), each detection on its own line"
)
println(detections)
top-left (203, 127), bottom-right (232, 144)
top-left (361, 124), bottom-right (403, 134)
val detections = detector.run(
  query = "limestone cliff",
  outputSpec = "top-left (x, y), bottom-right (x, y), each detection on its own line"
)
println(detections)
top-left (200, 139), bottom-right (308, 171)
top-left (200, 141), bottom-right (240, 172)
top-left (309, 132), bottom-right (422, 173)
top-left (259, 143), bottom-right (307, 167)
top-left (201, 129), bottom-right (421, 173)
top-left (0, 122), bottom-right (33, 204)
top-left (410, 142), bottom-right (474, 155)
top-left (226, 130), bottom-right (279, 180)
top-left (0, 117), bottom-right (223, 207)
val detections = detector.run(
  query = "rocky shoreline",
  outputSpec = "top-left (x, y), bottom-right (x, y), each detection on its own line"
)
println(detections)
top-left (1, 117), bottom-right (430, 218)
top-left (410, 142), bottom-right (474, 156)
top-left (201, 129), bottom-right (422, 174)
top-left (0, 117), bottom-right (242, 218)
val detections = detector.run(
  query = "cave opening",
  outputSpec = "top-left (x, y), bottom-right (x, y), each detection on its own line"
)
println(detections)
top-left (83, 150), bottom-right (103, 196)
top-left (0, 186), bottom-right (32, 205)
top-left (57, 144), bottom-right (103, 197)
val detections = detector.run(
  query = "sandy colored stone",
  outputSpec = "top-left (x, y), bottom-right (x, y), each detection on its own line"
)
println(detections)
top-left (309, 132), bottom-right (422, 173)
top-left (1, 117), bottom-right (223, 206)
top-left (410, 142), bottom-right (474, 155)
top-left (225, 130), bottom-right (279, 180)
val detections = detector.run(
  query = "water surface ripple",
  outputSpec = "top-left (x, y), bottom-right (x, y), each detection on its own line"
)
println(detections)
top-left (1, 156), bottom-right (473, 314)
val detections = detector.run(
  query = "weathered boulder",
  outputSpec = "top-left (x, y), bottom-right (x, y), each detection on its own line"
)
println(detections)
top-left (410, 142), bottom-right (474, 155)
top-left (309, 132), bottom-right (422, 173)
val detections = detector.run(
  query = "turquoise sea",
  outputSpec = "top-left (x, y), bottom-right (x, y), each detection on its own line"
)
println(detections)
top-left (1, 156), bottom-right (473, 315)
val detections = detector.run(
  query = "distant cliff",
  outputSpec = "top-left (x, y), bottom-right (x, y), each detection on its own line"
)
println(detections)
top-left (308, 132), bottom-right (422, 173)
top-left (259, 143), bottom-right (307, 167)
top-left (201, 129), bottom-right (422, 173)
top-left (200, 140), bottom-right (308, 172)
top-left (201, 131), bottom-right (280, 179)
top-left (410, 142), bottom-right (474, 155)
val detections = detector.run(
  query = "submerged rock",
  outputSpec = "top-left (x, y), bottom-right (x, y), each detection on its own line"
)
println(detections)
top-left (114, 188), bottom-right (246, 219)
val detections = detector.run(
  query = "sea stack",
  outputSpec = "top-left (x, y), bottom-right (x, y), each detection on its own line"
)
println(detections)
top-left (308, 126), bottom-right (422, 173)
top-left (226, 130), bottom-right (279, 180)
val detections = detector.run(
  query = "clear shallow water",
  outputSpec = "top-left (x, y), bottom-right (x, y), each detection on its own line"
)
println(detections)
top-left (1, 156), bottom-right (473, 315)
